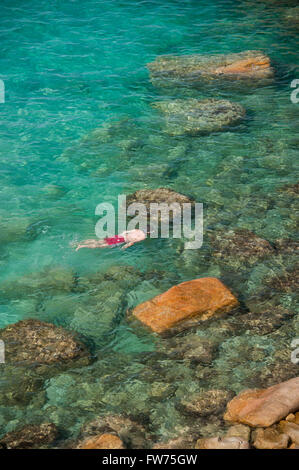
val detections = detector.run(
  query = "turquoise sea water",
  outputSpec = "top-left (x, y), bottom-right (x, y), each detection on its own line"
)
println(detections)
top-left (0, 0), bottom-right (298, 446)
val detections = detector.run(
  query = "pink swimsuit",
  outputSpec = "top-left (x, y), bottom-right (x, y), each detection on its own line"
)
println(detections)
top-left (104, 235), bottom-right (125, 246)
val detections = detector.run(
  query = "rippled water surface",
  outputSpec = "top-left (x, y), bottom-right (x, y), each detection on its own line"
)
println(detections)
top-left (0, 0), bottom-right (298, 446)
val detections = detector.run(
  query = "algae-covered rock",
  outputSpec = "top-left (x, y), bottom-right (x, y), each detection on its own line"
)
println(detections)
top-left (0, 423), bottom-right (58, 449)
top-left (165, 334), bottom-right (217, 364)
top-left (283, 6), bottom-right (299, 27)
top-left (209, 228), bottom-right (274, 267)
top-left (179, 389), bottom-right (234, 417)
top-left (125, 187), bottom-right (194, 223)
top-left (70, 283), bottom-right (125, 344)
top-left (1, 266), bottom-right (76, 300)
top-left (153, 99), bottom-right (245, 136)
top-left (0, 319), bottom-right (89, 366)
top-left (148, 50), bottom-right (273, 87)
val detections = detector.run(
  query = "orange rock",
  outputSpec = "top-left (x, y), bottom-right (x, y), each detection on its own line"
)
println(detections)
top-left (224, 377), bottom-right (299, 427)
top-left (78, 433), bottom-right (124, 449)
top-left (214, 56), bottom-right (271, 77)
top-left (131, 277), bottom-right (239, 334)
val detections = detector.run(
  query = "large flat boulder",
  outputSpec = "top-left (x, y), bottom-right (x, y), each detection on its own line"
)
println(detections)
top-left (224, 377), bottom-right (299, 427)
top-left (148, 50), bottom-right (273, 87)
top-left (130, 277), bottom-right (239, 334)
top-left (153, 99), bottom-right (245, 136)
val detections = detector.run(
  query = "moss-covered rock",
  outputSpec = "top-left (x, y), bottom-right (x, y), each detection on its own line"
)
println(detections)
top-left (153, 99), bottom-right (245, 136)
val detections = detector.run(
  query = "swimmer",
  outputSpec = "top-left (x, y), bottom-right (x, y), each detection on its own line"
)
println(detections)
top-left (75, 229), bottom-right (147, 251)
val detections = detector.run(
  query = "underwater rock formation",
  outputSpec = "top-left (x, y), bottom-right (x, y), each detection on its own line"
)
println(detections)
top-left (0, 423), bottom-right (58, 449)
top-left (224, 377), bottom-right (299, 427)
top-left (148, 50), bottom-right (273, 87)
top-left (283, 6), bottom-right (299, 27)
top-left (165, 334), bottom-right (217, 364)
top-left (209, 228), bottom-right (274, 267)
top-left (179, 389), bottom-right (234, 417)
top-left (1, 266), bottom-right (76, 301)
top-left (125, 187), bottom-right (194, 221)
top-left (0, 319), bottom-right (89, 365)
top-left (130, 277), bottom-right (239, 334)
top-left (153, 99), bottom-right (246, 136)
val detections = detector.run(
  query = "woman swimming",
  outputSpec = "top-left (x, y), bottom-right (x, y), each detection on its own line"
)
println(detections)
top-left (75, 229), bottom-right (146, 251)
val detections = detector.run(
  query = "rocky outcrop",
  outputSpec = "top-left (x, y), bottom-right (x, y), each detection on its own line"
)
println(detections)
top-left (195, 436), bottom-right (249, 449)
top-left (148, 50), bottom-right (273, 87)
top-left (209, 228), bottom-right (274, 266)
top-left (224, 377), bottom-right (299, 427)
top-left (0, 423), bottom-right (58, 449)
top-left (153, 99), bottom-right (245, 136)
top-left (0, 319), bottom-right (89, 366)
top-left (77, 433), bottom-right (124, 449)
top-left (130, 277), bottom-right (239, 334)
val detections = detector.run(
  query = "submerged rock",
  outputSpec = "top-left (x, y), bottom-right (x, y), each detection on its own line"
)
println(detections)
top-left (126, 187), bottom-right (193, 208)
top-left (0, 319), bottom-right (89, 365)
top-left (265, 264), bottom-right (299, 293)
top-left (148, 50), bottom-right (273, 87)
top-left (125, 187), bottom-right (194, 223)
top-left (278, 181), bottom-right (299, 196)
top-left (130, 277), bottom-right (239, 334)
top-left (165, 334), bottom-right (217, 364)
top-left (153, 99), bottom-right (245, 136)
top-left (283, 6), bottom-right (299, 27)
top-left (274, 238), bottom-right (299, 255)
top-left (209, 228), bottom-right (274, 266)
top-left (179, 389), bottom-right (234, 417)
top-left (1, 266), bottom-right (76, 300)
top-left (0, 423), bottom-right (58, 449)
top-left (224, 377), bottom-right (299, 427)
top-left (77, 433), bottom-right (124, 449)
top-left (195, 436), bottom-right (249, 449)
top-left (153, 436), bottom-right (194, 449)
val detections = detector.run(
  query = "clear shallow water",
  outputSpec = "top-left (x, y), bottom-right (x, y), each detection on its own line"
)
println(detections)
top-left (0, 0), bottom-right (298, 445)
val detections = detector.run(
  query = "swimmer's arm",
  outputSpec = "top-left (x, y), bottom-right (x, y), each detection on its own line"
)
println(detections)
top-left (121, 241), bottom-right (135, 250)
